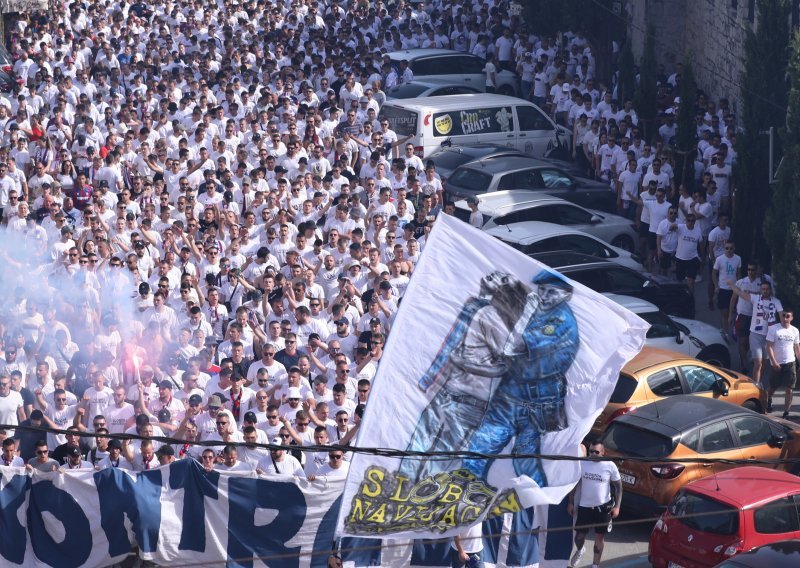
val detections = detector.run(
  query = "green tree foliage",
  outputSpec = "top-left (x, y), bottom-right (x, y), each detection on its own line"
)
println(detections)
top-left (764, 29), bottom-right (800, 311)
top-left (733, 0), bottom-right (790, 262)
top-left (636, 29), bottom-right (658, 143)
top-left (673, 63), bottom-right (697, 192)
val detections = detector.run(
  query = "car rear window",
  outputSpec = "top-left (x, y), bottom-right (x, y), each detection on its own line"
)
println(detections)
top-left (447, 168), bottom-right (492, 194)
top-left (379, 105), bottom-right (418, 137)
top-left (602, 423), bottom-right (675, 458)
top-left (430, 151), bottom-right (483, 172)
top-left (670, 491), bottom-right (740, 535)
top-left (609, 374), bottom-right (638, 403)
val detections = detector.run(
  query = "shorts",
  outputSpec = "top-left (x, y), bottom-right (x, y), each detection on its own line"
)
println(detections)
top-left (717, 288), bottom-right (733, 310)
top-left (675, 257), bottom-right (700, 281)
top-left (639, 222), bottom-right (650, 237)
top-left (736, 315), bottom-right (752, 338)
top-left (647, 232), bottom-right (658, 250)
top-left (749, 333), bottom-right (768, 360)
top-left (659, 251), bottom-right (674, 271)
top-left (773, 362), bottom-right (797, 388)
top-left (576, 502), bottom-right (613, 534)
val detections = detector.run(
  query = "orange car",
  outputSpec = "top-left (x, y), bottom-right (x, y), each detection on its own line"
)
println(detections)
top-left (590, 347), bottom-right (766, 439)
top-left (600, 396), bottom-right (800, 517)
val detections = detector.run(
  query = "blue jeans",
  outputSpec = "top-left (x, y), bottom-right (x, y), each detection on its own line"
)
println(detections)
top-left (399, 387), bottom-right (488, 480)
top-left (462, 377), bottom-right (566, 486)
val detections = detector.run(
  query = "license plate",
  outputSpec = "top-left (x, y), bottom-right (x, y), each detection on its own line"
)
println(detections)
top-left (668, 562), bottom-right (685, 568)
top-left (620, 472), bottom-right (636, 486)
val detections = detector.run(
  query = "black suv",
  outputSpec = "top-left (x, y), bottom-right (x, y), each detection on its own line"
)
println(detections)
top-left (531, 251), bottom-right (695, 318)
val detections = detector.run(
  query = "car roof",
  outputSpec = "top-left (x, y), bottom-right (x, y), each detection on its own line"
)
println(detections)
top-left (386, 48), bottom-right (475, 59)
top-left (382, 94), bottom-right (529, 113)
top-left (454, 191), bottom-right (567, 213)
top-left (604, 293), bottom-right (660, 314)
top-left (614, 395), bottom-right (756, 434)
top-left (454, 154), bottom-right (552, 173)
top-left (485, 221), bottom-right (588, 244)
top-left (530, 251), bottom-right (615, 269)
top-left (621, 347), bottom-right (693, 374)
top-left (391, 78), bottom-right (482, 88)
top-left (684, 466), bottom-right (800, 509)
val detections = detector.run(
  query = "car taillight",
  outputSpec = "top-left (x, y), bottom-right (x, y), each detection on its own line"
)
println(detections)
top-left (650, 464), bottom-right (685, 479)
top-left (606, 406), bottom-right (636, 424)
top-left (414, 146), bottom-right (423, 157)
top-left (654, 518), bottom-right (668, 534)
top-left (714, 540), bottom-right (744, 557)
top-left (1, 65), bottom-right (10, 73)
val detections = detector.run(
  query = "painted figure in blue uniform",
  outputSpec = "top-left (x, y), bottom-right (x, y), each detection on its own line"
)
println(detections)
top-left (462, 270), bottom-right (579, 487)
top-left (399, 272), bottom-right (530, 480)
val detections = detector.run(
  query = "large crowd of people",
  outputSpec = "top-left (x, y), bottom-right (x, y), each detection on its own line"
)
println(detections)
top-left (0, 0), bottom-right (783, 501)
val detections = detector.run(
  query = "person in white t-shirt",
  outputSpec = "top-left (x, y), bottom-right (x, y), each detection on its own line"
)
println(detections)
top-left (215, 444), bottom-right (253, 472)
top-left (307, 449), bottom-right (350, 480)
top-left (256, 436), bottom-right (305, 476)
top-left (766, 309), bottom-right (800, 418)
top-left (673, 215), bottom-right (702, 295)
top-left (711, 241), bottom-right (741, 338)
top-left (0, 376), bottom-right (24, 434)
top-left (567, 442), bottom-right (621, 568)
top-left (466, 197), bottom-right (483, 228)
top-left (655, 207), bottom-right (679, 276)
top-left (450, 522), bottom-right (484, 568)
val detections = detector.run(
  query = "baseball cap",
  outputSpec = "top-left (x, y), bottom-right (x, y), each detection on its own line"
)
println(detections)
top-left (379, 281), bottom-right (392, 290)
top-left (334, 318), bottom-right (349, 325)
top-left (68, 446), bottom-right (82, 457)
top-left (271, 436), bottom-right (283, 445)
top-left (243, 411), bottom-right (257, 423)
top-left (207, 394), bottom-right (225, 408)
top-left (188, 394), bottom-right (203, 406)
top-left (287, 387), bottom-right (301, 399)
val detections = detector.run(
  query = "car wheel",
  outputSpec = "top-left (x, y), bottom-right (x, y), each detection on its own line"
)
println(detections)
top-left (743, 399), bottom-right (763, 413)
top-left (611, 235), bottom-right (635, 252)
top-left (697, 345), bottom-right (731, 369)
top-left (497, 84), bottom-right (515, 97)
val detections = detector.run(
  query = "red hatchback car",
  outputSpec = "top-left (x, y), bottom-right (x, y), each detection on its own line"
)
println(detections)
top-left (649, 467), bottom-right (800, 568)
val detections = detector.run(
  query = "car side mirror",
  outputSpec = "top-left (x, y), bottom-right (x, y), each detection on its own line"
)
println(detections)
top-left (769, 433), bottom-right (787, 448)
top-left (675, 330), bottom-right (684, 345)
top-left (590, 214), bottom-right (602, 224)
top-left (643, 280), bottom-right (651, 288)
top-left (712, 378), bottom-right (729, 397)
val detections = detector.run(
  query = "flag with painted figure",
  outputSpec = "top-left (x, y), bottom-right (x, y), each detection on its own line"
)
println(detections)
top-left (337, 213), bottom-right (649, 540)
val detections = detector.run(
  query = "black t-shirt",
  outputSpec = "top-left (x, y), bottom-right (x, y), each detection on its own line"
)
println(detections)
top-left (406, 217), bottom-right (428, 240)
top-left (51, 442), bottom-right (91, 465)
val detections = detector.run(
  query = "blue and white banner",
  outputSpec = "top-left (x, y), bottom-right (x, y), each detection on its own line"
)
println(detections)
top-left (1, 459), bottom-right (571, 567)
top-left (338, 214), bottom-right (649, 539)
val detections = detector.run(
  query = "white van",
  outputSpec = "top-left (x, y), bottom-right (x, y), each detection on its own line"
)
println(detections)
top-left (379, 94), bottom-right (571, 158)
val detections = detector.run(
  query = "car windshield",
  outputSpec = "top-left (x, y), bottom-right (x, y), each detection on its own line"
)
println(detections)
top-left (602, 423), bottom-right (675, 458)
top-left (387, 84), bottom-right (429, 99)
top-left (670, 491), bottom-right (740, 535)
top-left (447, 168), bottom-right (492, 193)
top-left (638, 310), bottom-right (678, 338)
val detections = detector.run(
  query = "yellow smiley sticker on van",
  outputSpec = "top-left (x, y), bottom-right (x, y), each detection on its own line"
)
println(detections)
top-left (434, 114), bottom-right (453, 135)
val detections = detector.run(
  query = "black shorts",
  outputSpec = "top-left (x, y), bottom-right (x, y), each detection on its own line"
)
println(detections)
top-left (639, 222), bottom-right (650, 237)
top-left (659, 251), bottom-right (674, 271)
top-left (717, 288), bottom-right (733, 310)
top-left (736, 315), bottom-right (752, 338)
top-left (576, 503), bottom-right (614, 534)
top-left (676, 257), bottom-right (700, 280)
top-left (647, 232), bottom-right (658, 250)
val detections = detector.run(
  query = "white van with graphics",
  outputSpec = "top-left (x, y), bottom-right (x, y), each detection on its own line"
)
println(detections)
top-left (379, 94), bottom-right (571, 158)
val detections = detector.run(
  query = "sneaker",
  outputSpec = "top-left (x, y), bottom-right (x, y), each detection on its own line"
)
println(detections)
top-left (784, 411), bottom-right (790, 419)
top-left (569, 546), bottom-right (585, 567)
top-left (767, 400), bottom-right (773, 413)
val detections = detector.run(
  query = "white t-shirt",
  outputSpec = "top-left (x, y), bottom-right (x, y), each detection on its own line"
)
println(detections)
top-left (750, 294), bottom-right (783, 336)
top-left (0, 391), bottom-right (23, 428)
top-left (675, 224), bottom-right (702, 261)
top-left (713, 254), bottom-right (741, 290)
top-left (645, 200), bottom-right (671, 234)
top-left (450, 522), bottom-right (484, 554)
top-left (766, 324), bottom-right (800, 364)
top-left (655, 219), bottom-right (678, 253)
top-left (577, 459), bottom-right (620, 507)
top-left (257, 453), bottom-right (305, 476)
top-left (313, 460), bottom-right (350, 478)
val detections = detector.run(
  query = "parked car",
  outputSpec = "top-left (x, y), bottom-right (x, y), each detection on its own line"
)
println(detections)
top-left (606, 294), bottom-right (731, 367)
top-left (427, 144), bottom-right (529, 184)
top-left (385, 49), bottom-right (521, 96)
top-left (444, 155), bottom-right (617, 213)
top-left (600, 396), bottom-right (800, 516)
top-left (531, 251), bottom-right (696, 318)
top-left (713, 540), bottom-right (800, 567)
top-left (589, 346), bottom-right (765, 438)
top-left (0, 43), bottom-right (16, 92)
top-left (455, 192), bottom-right (637, 251)
top-left (385, 79), bottom-right (482, 99)
top-left (487, 221), bottom-right (641, 270)
top-left (650, 468), bottom-right (800, 568)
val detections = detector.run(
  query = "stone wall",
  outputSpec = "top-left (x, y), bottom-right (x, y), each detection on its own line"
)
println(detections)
top-left (628, 0), bottom-right (752, 114)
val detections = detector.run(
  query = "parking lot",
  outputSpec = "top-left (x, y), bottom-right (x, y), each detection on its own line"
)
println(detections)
top-left (572, 265), bottom-right (792, 567)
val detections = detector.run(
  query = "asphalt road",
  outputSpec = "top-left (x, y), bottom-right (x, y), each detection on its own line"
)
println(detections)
top-left (572, 265), bottom-right (786, 568)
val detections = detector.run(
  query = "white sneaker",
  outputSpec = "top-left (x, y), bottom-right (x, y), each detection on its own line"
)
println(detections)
top-left (569, 546), bottom-right (585, 567)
